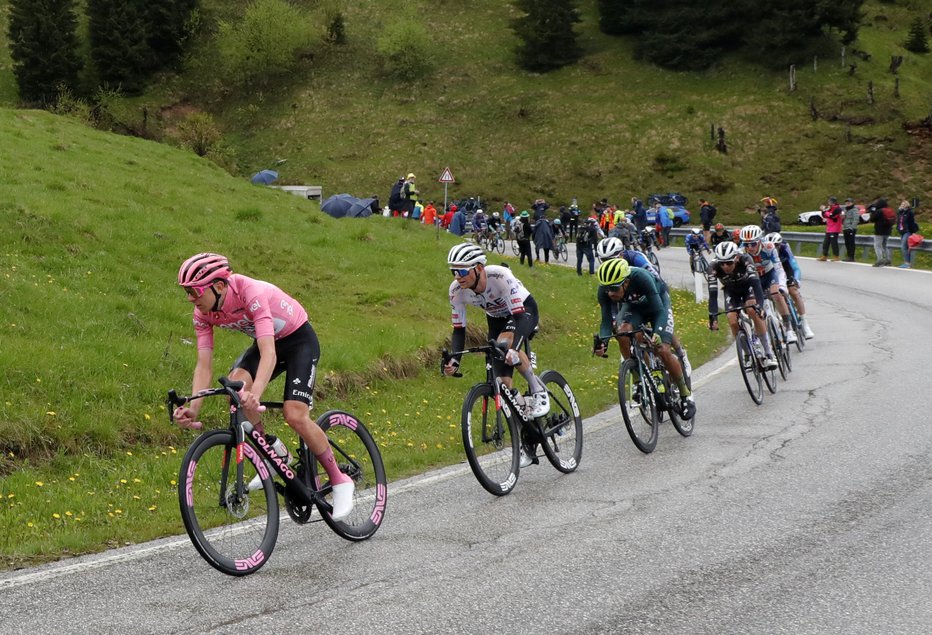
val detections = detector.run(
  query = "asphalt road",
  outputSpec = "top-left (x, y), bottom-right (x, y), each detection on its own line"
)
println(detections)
top-left (3, 245), bottom-right (931, 634)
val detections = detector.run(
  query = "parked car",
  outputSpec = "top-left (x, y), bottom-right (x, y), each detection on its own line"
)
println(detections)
top-left (797, 205), bottom-right (869, 225)
top-left (644, 194), bottom-right (691, 227)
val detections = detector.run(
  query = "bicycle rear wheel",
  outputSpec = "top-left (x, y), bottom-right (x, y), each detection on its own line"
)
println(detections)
top-left (461, 383), bottom-right (520, 495)
top-left (736, 331), bottom-right (763, 405)
top-left (667, 365), bottom-right (694, 438)
top-left (618, 358), bottom-right (658, 454)
top-left (647, 250), bottom-right (660, 273)
top-left (557, 242), bottom-right (568, 262)
top-left (537, 369), bottom-right (583, 473)
top-left (786, 293), bottom-right (806, 352)
top-left (493, 237), bottom-right (505, 254)
top-left (763, 319), bottom-right (781, 391)
top-left (511, 240), bottom-right (520, 256)
top-left (178, 429), bottom-right (279, 576)
top-left (312, 410), bottom-right (387, 541)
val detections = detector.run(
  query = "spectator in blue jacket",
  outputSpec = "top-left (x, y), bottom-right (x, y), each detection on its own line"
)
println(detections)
top-left (449, 206), bottom-right (467, 236)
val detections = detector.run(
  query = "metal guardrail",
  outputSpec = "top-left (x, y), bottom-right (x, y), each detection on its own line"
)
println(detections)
top-left (668, 227), bottom-right (930, 257)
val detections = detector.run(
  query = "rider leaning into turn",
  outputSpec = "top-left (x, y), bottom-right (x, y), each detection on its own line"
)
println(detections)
top-left (738, 225), bottom-right (798, 345)
top-left (593, 257), bottom-right (697, 420)
top-left (595, 237), bottom-right (692, 376)
top-left (442, 243), bottom-right (550, 465)
top-left (764, 232), bottom-right (815, 340)
top-left (707, 242), bottom-right (779, 370)
top-left (171, 253), bottom-right (355, 520)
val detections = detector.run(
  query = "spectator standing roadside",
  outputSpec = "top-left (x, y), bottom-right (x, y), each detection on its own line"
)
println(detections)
top-left (699, 198), bottom-right (717, 243)
top-left (532, 215), bottom-right (555, 263)
top-left (568, 202), bottom-right (580, 239)
top-left (868, 198), bottom-right (895, 267)
top-left (531, 198), bottom-right (550, 221)
top-left (388, 176), bottom-right (405, 217)
top-left (631, 197), bottom-right (647, 232)
top-left (402, 173), bottom-right (419, 219)
top-left (576, 217), bottom-right (599, 275)
top-left (422, 201), bottom-right (438, 226)
top-left (818, 196), bottom-right (842, 261)
top-left (560, 205), bottom-right (571, 230)
top-left (449, 205), bottom-right (467, 236)
top-left (515, 211), bottom-right (534, 267)
top-left (841, 198), bottom-right (860, 261)
top-left (761, 201), bottom-right (782, 235)
top-left (896, 199), bottom-right (920, 269)
top-left (441, 204), bottom-right (455, 229)
top-left (658, 203), bottom-right (674, 248)
top-left (502, 204), bottom-right (514, 239)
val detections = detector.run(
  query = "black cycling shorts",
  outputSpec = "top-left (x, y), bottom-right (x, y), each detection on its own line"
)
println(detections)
top-left (231, 322), bottom-right (320, 408)
top-left (486, 296), bottom-right (539, 378)
top-left (723, 286), bottom-right (756, 312)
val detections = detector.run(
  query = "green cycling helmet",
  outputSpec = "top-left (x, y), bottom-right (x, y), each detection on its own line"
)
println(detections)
top-left (597, 258), bottom-right (631, 286)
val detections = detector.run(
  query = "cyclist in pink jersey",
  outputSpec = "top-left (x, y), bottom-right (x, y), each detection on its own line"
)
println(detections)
top-left (171, 253), bottom-right (354, 520)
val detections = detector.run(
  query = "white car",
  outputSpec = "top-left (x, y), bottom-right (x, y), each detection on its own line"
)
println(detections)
top-left (797, 205), bottom-right (869, 225)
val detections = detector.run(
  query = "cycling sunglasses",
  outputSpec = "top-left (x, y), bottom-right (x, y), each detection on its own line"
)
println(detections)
top-left (183, 283), bottom-right (212, 299)
top-left (743, 240), bottom-right (760, 248)
top-left (720, 258), bottom-right (737, 267)
top-left (450, 267), bottom-right (475, 278)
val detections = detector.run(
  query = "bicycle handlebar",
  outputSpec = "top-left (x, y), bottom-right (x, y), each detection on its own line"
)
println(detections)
top-left (167, 376), bottom-right (265, 425)
top-left (440, 340), bottom-right (510, 378)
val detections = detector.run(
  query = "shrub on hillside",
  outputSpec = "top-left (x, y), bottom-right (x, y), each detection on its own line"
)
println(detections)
top-left (376, 19), bottom-right (434, 80)
top-left (215, 0), bottom-right (315, 86)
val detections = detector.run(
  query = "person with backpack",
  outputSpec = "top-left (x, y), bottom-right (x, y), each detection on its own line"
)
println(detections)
top-left (515, 211), bottom-right (534, 267)
top-left (699, 199), bottom-right (717, 243)
top-left (576, 217), bottom-right (600, 275)
top-left (868, 198), bottom-right (895, 267)
top-left (388, 176), bottom-right (405, 217)
top-left (896, 199), bottom-right (920, 269)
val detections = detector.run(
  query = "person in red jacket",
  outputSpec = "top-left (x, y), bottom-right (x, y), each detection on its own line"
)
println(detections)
top-left (818, 196), bottom-right (843, 261)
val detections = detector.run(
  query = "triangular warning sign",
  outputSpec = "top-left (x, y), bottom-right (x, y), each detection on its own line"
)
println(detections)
top-left (438, 167), bottom-right (455, 183)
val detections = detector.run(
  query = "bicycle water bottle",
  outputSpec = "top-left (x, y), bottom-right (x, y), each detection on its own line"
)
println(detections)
top-left (529, 352), bottom-right (538, 370)
top-left (652, 369), bottom-right (665, 393)
top-left (265, 434), bottom-right (292, 465)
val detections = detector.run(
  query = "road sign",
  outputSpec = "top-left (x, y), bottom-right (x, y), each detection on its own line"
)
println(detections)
top-left (438, 167), bottom-right (455, 183)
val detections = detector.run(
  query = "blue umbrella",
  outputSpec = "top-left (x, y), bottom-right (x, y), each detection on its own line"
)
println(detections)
top-left (250, 169), bottom-right (278, 185)
top-left (321, 194), bottom-right (376, 219)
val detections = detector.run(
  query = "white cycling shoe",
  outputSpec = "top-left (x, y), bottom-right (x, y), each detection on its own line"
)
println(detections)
top-left (802, 320), bottom-right (815, 339)
top-left (785, 329), bottom-right (798, 344)
top-left (763, 355), bottom-right (778, 370)
top-left (528, 391), bottom-right (550, 418)
top-left (330, 480), bottom-right (355, 521)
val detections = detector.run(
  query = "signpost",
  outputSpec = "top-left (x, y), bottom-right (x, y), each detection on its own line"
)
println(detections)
top-left (438, 167), bottom-right (455, 238)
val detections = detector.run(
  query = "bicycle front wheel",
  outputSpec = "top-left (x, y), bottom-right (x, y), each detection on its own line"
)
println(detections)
top-left (511, 240), bottom-right (520, 256)
top-left (462, 383), bottom-right (520, 495)
top-left (557, 243), bottom-right (568, 262)
top-left (618, 358), bottom-right (658, 454)
top-left (538, 369), bottom-right (583, 473)
top-left (315, 410), bottom-right (388, 541)
top-left (647, 250), bottom-right (660, 272)
top-left (763, 320), bottom-right (780, 392)
top-left (736, 331), bottom-right (763, 405)
top-left (178, 429), bottom-right (279, 576)
top-left (493, 237), bottom-right (505, 254)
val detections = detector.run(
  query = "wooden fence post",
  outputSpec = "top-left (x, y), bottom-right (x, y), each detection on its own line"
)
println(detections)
top-left (841, 46), bottom-right (846, 68)
top-left (789, 65), bottom-right (797, 91)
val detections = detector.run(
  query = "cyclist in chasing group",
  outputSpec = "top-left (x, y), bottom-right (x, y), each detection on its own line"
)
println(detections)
top-left (592, 257), bottom-right (697, 419)
top-left (764, 232), bottom-right (815, 339)
top-left (472, 208), bottom-right (488, 244)
top-left (171, 253), bottom-right (355, 520)
top-left (707, 242), bottom-right (778, 369)
top-left (709, 223), bottom-right (731, 248)
top-left (594, 236), bottom-right (692, 375)
top-left (685, 228), bottom-right (713, 271)
top-left (739, 225), bottom-right (798, 345)
top-left (442, 243), bottom-right (550, 466)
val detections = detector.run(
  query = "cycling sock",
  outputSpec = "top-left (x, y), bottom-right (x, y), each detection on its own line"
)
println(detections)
top-left (315, 447), bottom-right (352, 485)
top-left (762, 334), bottom-right (774, 356)
top-left (520, 366), bottom-right (545, 393)
top-left (676, 377), bottom-right (690, 397)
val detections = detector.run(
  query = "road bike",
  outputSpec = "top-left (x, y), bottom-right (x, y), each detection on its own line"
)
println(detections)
top-left (689, 249), bottom-right (711, 275)
top-left (167, 377), bottom-right (387, 576)
top-left (781, 286), bottom-right (806, 352)
top-left (715, 306), bottom-right (774, 405)
top-left (637, 229), bottom-right (661, 272)
top-left (441, 337), bottom-right (583, 496)
top-left (554, 235), bottom-right (569, 262)
top-left (481, 228), bottom-right (506, 255)
top-left (610, 326), bottom-right (694, 454)
top-left (763, 295), bottom-right (792, 384)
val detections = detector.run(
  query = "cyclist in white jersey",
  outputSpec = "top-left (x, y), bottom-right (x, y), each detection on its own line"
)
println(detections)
top-left (442, 243), bottom-right (550, 424)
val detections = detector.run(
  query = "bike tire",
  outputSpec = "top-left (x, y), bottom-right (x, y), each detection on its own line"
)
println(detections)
top-left (461, 383), bottom-right (520, 495)
top-left (667, 364), bottom-right (694, 438)
top-left (647, 250), bottom-right (660, 273)
top-left (618, 358), bottom-right (659, 454)
top-left (511, 240), bottom-right (520, 256)
top-left (786, 293), bottom-right (806, 352)
top-left (315, 410), bottom-right (388, 541)
top-left (558, 243), bottom-right (568, 262)
top-left (763, 317), bottom-right (781, 390)
top-left (537, 369), bottom-right (583, 473)
top-left (494, 238), bottom-right (505, 254)
top-left (736, 331), bottom-right (763, 405)
top-left (178, 429), bottom-right (279, 576)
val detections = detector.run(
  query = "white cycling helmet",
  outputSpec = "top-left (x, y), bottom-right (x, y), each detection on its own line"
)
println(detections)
top-left (714, 241), bottom-right (740, 262)
top-left (596, 237), bottom-right (624, 260)
top-left (447, 243), bottom-right (487, 268)
top-left (739, 225), bottom-right (763, 242)
top-left (764, 232), bottom-right (783, 244)
top-left (691, 227), bottom-right (702, 235)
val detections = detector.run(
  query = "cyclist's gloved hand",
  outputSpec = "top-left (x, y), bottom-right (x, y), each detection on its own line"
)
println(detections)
top-left (504, 349), bottom-right (521, 366)
top-left (173, 407), bottom-right (203, 430)
top-left (650, 332), bottom-right (662, 347)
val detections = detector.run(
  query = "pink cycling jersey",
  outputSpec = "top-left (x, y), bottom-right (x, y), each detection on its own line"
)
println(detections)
top-left (192, 274), bottom-right (309, 350)
top-left (449, 265), bottom-right (530, 328)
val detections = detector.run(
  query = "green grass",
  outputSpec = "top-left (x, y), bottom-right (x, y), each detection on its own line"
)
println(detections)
top-left (0, 108), bottom-right (726, 567)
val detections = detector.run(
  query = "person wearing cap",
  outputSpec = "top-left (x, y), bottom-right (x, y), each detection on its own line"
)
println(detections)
top-left (710, 223), bottom-right (730, 248)
top-left (818, 196), bottom-right (843, 261)
top-left (841, 197), bottom-right (860, 261)
top-left (515, 210), bottom-right (534, 267)
top-left (402, 173), bottom-right (419, 219)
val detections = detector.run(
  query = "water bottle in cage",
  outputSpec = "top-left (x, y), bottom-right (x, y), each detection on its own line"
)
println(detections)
top-left (529, 351), bottom-right (537, 370)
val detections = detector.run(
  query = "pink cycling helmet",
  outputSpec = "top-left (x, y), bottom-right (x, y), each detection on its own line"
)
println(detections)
top-left (178, 253), bottom-right (232, 287)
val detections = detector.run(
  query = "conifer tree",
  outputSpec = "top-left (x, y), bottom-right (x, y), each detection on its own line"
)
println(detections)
top-left (87, 0), bottom-right (150, 94)
top-left (8, 0), bottom-right (83, 105)
top-left (597, 0), bottom-right (643, 36)
top-left (904, 16), bottom-right (930, 53)
top-left (143, 0), bottom-right (200, 72)
top-left (512, 0), bottom-right (582, 73)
